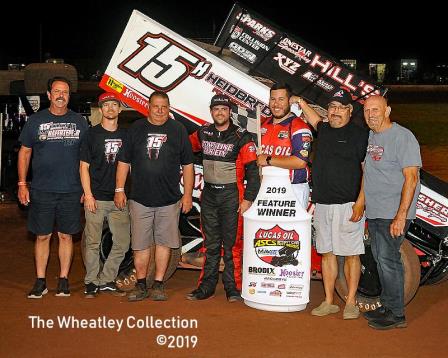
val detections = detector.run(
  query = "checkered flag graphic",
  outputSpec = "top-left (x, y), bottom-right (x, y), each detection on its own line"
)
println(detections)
top-left (231, 106), bottom-right (259, 146)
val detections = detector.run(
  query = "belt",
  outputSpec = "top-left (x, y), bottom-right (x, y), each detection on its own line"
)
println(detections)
top-left (204, 182), bottom-right (237, 190)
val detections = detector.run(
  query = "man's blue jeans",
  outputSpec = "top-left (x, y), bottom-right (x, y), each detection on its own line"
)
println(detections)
top-left (367, 218), bottom-right (411, 317)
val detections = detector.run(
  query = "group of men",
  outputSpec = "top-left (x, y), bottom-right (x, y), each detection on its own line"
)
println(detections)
top-left (18, 76), bottom-right (421, 331)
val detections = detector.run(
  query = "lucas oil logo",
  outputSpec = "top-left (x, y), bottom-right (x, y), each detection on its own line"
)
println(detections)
top-left (254, 225), bottom-right (300, 267)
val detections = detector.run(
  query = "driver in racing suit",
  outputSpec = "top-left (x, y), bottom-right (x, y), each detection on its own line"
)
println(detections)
top-left (186, 94), bottom-right (260, 302)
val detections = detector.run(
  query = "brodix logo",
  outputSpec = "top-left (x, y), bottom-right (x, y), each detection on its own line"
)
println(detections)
top-left (254, 225), bottom-right (300, 267)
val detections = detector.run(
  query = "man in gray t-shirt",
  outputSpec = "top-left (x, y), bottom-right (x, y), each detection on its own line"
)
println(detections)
top-left (362, 95), bottom-right (421, 330)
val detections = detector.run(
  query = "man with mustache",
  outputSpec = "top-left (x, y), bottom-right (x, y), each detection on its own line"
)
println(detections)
top-left (80, 92), bottom-right (130, 298)
top-left (18, 77), bottom-right (88, 298)
top-left (291, 89), bottom-right (368, 320)
top-left (257, 83), bottom-right (315, 208)
top-left (362, 95), bottom-right (421, 330)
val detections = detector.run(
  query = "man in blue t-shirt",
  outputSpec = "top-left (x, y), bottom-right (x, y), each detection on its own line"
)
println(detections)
top-left (18, 77), bottom-right (88, 299)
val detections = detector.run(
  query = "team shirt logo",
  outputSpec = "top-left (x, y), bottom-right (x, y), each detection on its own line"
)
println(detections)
top-left (38, 122), bottom-right (81, 145)
top-left (104, 139), bottom-right (122, 164)
top-left (146, 133), bottom-right (167, 160)
top-left (367, 144), bottom-right (384, 161)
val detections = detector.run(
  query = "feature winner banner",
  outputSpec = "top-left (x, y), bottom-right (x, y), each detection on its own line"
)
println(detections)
top-left (100, 10), bottom-right (271, 129)
top-left (215, 2), bottom-right (387, 118)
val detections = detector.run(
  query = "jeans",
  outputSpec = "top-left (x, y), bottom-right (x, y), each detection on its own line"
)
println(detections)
top-left (367, 218), bottom-right (411, 317)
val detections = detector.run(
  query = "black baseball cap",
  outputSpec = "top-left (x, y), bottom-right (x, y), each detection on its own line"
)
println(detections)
top-left (328, 89), bottom-right (352, 106)
top-left (210, 94), bottom-right (232, 109)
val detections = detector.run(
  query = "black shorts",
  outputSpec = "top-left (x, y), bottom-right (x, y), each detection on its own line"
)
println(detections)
top-left (28, 189), bottom-right (82, 235)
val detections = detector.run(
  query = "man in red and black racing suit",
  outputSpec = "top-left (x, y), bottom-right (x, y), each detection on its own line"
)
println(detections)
top-left (186, 94), bottom-right (260, 302)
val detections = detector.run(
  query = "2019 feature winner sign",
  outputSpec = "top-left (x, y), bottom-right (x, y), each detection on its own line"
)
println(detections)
top-left (215, 2), bottom-right (387, 119)
top-left (243, 167), bottom-right (312, 312)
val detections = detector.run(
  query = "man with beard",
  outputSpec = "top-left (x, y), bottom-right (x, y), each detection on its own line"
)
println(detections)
top-left (80, 93), bottom-right (130, 298)
top-left (362, 95), bottom-right (421, 329)
top-left (186, 94), bottom-right (260, 302)
top-left (257, 83), bottom-right (315, 208)
top-left (291, 89), bottom-right (368, 320)
top-left (115, 91), bottom-right (194, 302)
top-left (18, 77), bottom-right (88, 298)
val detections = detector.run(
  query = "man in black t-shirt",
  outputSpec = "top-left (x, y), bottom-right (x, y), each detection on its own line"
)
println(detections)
top-left (290, 89), bottom-right (368, 320)
top-left (115, 91), bottom-right (194, 302)
top-left (80, 92), bottom-right (130, 298)
top-left (18, 77), bottom-right (88, 298)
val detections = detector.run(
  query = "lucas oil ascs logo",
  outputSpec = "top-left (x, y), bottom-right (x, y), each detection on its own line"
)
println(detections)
top-left (254, 225), bottom-right (300, 267)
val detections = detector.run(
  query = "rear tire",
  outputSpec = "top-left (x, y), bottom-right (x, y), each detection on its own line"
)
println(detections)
top-left (335, 239), bottom-right (421, 312)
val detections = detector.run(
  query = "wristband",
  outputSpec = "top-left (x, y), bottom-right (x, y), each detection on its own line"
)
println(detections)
top-left (266, 156), bottom-right (272, 166)
top-left (115, 188), bottom-right (125, 193)
top-left (18, 181), bottom-right (28, 186)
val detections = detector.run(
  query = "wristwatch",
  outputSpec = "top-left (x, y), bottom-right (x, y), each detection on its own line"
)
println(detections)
top-left (266, 155), bottom-right (272, 165)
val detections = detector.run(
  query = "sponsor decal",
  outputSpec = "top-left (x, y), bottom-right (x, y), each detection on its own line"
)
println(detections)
top-left (416, 192), bottom-right (448, 226)
top-left (261, 282), bottom-right (275, 288)
top-left (254, 225), bottom-right (300, 266)
top-left (264, 277), bottom-right (287, 282)
top-left (202, 141), bottom-right (234, 157)
top-left (203, 130), bottom-right (214, 136)
top-left (257, 290), bottom-right (267, 294)
top-left (229, 42), bottom-right (257, 64)
top-left (249, 282), bottom-right (257, 287)
top-left (277, 130), bottom-right (289, 139)
top-left (236, 12), bottom-right (276, 41)
top-left (300, 150), bottom-right (309, 158)
top-left (231, 28), bottom-right (270, 51)
top-left (367, 144), bottom-right (384, 161)
top-left (105, 76), bottom-right (124, 93)
top-left (303, 141), bottom-right (311, 150)
top-left (261, 127), bottom-right (268, 135)
top-left (248, 266), bottom-right (275, 275)
top-left (277, 284), bottom-right (286, 289)
top-left (279, 269), bottom-right (305, 279)
top-left (205, 72), bottom-right (269, 115)
top-left (274, 53), bottom-right (301, 75)
top-left (289, 284), bottom-right (304, 291)
top-left (278, 38), bottom-right (312, 63)
top-left (249, 288), bottom-right (255, 294)
top-left (104, 139), bottom-right (122, 164)
top-left (230, 25), bottom-right (243, 39)
top-left (269, 290), bottom-right (282, 297)
top-left (146, 133), bottom-right (167, 160)
top-left (301, 71), bottom-right (335, 92)
top-left (38, 123), bottom-right (81, 144)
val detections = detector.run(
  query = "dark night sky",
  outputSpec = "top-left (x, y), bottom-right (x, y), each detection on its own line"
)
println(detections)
top-left (1, 0), bottom-right (445, 72)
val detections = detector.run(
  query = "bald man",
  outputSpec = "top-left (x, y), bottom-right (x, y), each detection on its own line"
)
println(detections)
top-left (361, 95), bottom-right (421, 330)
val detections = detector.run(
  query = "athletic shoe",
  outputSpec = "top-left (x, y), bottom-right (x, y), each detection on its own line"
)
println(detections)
top-left (368, 309), bottom-right (407, 330)
top-left (84, 283), bottom-right (99, 299)
top-left (226, 290), bottom-right (243, 303)
top-left (363, 306), bottom-right (386, 321)
top-left (127, 283), bottom-right (149, 302)
top-left (311, 301), bottom-right (340, 316)
top-left (186, 287), bottom-right (214, 301)
top-left (55, 277), bottom-right (71, 297)
top-left (99, 282), bottom-right (126, 297)
top-left (343, 303), bottom-right (360, 320)
top-left (27, 279), bottom-right (48, 299)
top-left (149, 282), bottom-right (167, 301)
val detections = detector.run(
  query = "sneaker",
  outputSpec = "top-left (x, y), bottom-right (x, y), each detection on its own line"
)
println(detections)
top-left (343, 303), bottom-right (360, 320)
top-left (27, 279), bottom-right (48, 299)
top-left (55, 277), bottom-right (71, 297)
top-left (186, 287), bottom-right (214, 301)
top-left (84, 283), bottom-right (99, 298)
top-left (226, 290), bottom-right (243, 303)
top-left (127, 283), bottom-right (149, 302)
top-left (149, 282), bottom-right (167, 301)
top-left (99, 282), bottom-right (126, 297)
top-left (368, 309), bottom-right (407, 330)
top-left (311, 301), bottom-right (340, 316)
top-left (363, 306), bottom-right (386, 321)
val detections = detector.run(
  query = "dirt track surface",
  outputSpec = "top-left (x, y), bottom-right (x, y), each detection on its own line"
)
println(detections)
top-left (1, 203), bottom-right (448, 358)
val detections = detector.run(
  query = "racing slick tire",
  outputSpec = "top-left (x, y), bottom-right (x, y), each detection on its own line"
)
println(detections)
top-left (335, 239), bottom-right (421, 312)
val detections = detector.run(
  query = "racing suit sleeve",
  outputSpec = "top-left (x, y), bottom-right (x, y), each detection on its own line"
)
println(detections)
top-left (290, 119), bottom-right (313, 163)
top-left (189, 130), bottom-right (202, 153)
top-left (239, 139), bottom-right (260, 202)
